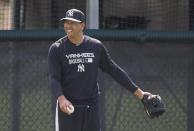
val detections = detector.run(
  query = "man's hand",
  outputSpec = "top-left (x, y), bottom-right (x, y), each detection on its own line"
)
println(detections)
top-left (133, 88), bottom-right (153, 100)
top-left (58, 95), bottom-right (74, 115)
top-left (133, 88), bottom-right (145, 100)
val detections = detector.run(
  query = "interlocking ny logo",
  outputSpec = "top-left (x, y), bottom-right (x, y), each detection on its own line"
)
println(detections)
top-left (77, 64), bottom-right (85, 72)
top-left (67, 10), bottom-right (74, 16)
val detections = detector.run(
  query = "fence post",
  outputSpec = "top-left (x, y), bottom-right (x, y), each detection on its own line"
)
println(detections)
top-left (11, 44), bottom-right (21, 131)
top-left (188, 58), bottom-right (194, 131)
top-left (189, 0), bottom-right (194, 30)
top-left (13, 0), bottom-right (25, 29)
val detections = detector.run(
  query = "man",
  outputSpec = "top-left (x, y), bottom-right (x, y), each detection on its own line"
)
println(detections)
top-left (48, 9), bottom-right (152, 131)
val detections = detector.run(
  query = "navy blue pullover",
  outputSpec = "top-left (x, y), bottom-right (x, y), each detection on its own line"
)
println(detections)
top-left (48, 35), bottom-right (138, 101)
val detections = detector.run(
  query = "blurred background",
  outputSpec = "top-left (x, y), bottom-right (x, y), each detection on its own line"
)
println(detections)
top-left (0, 0), bottom-right (193, 131)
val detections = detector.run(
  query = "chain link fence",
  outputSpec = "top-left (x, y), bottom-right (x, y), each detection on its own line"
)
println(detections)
top-left (100, 41), bottom-right (190, 131)
top-left (0, 0), bottom-right (193, 30)
top-left (0, 40), bottom-right (191, 131)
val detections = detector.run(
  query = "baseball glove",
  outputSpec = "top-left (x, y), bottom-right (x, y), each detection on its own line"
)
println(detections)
top-left (141, 93), bottom-right (166, 118)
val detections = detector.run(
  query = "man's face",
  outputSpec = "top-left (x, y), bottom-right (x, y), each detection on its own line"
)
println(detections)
top-left (64, 20), bottom-right (85, 37)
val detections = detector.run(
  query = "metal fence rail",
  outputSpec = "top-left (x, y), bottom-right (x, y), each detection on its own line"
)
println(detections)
top-left (1, 30), bottom-right (194, 42)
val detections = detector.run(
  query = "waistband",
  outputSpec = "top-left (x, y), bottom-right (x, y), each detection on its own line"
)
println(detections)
top-left (67, 96), bottom-right (99, 106)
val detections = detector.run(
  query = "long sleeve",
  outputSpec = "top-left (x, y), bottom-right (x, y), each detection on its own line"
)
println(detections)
top-left (48, 44), bottom-right (63, 100)
top-left (99, 44), bottom-right (138, 93)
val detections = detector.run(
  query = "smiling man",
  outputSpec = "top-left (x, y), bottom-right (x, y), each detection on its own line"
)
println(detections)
top-left (48, 9), bottom-right (154, 131)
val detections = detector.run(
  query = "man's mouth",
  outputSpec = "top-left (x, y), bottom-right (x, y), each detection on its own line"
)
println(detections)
top-left (66, 30), bottom-right (72, 33)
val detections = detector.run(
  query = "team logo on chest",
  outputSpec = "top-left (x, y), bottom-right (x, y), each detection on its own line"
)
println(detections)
top-left (77, 64), bottom-right (85, 72)
top-left (65, 53), bottom-right (95, 72)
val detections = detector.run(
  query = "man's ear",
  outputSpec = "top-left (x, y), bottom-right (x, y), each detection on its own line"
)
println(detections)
top-left (81, 22), bottom-right (86, 30)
